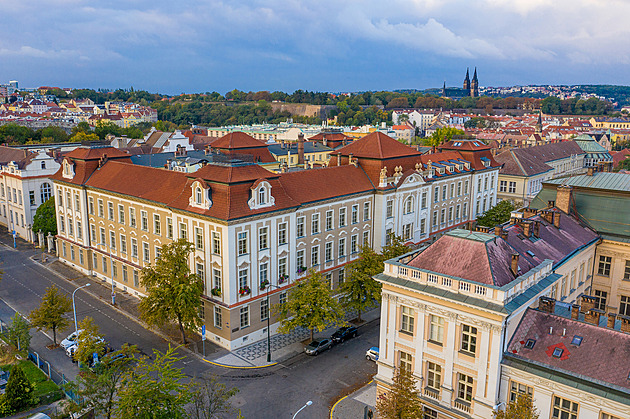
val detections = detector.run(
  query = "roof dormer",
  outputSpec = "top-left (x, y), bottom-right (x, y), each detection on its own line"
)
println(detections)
top-left (248, 180), bottom-right (275, 210)
top-left (189, 180), bottom-right (212, 209)
top-left (62, 159), bottom-right (75, 179)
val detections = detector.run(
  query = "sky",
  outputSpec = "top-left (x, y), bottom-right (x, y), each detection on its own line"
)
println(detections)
top-left (2, 0), bottom-right (630, 95)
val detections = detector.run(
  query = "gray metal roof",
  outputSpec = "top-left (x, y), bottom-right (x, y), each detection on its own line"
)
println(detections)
top-left (543, 172), bottom-right (630, 192)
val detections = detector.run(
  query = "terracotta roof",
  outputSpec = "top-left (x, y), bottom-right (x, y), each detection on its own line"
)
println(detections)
top-left (193, 163), bottom-right (278, 184)
top-left (496, 141), bottom-right (584, 177)
top-left (333, 131), bottom-right (420, 159)
top-left (64, 146), bottom-right (129, 161)
top-left (210, 132), bottom-right (267, 149)
top-left (0, 146), bottom-right (35, 168)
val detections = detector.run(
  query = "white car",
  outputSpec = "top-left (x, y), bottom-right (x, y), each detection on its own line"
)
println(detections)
top-left (60, 330), bottom-right (83, 350)
top-left (366, 347), bottom-right (379, 361)
top-left (65, 335), bottom-right (105, 358)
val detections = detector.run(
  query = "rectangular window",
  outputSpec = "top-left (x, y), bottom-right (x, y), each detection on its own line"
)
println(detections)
top-left (311, 245), bottom-right (319, 266)
top-left (108, 202), bottom-right (114, 220)
top-left (297, 217), bottom-right (305, 237)
top-left (70, 246), bottom-right (75, 261)
top-left (154, 214), bottom-right (161, 235)
top-left (131, 238), bottom-right (138, 258)
top-left (402, 223), bottom-right (413, 241)
top-left (432, 210), bottom-right (438, 227)
top-left (143, 242), bottom-right (150, 262)
top-left (76, 221), bottom-right (82, 240)
top-left (325, 242), bottom-right (333, 261)
top-left (179, 222), bottom-right (187, 239)
top-left (448, 207), bottom-right (453, 222)
top-left (363, 230), bottom-right (369, 244)
top-left (98, 199), bottom-right (104, 217)
top-left (238, 268), bottom-right (248, 290)
top-left (120, 235), bottom-right (127, 254)
top-left (278, 223), bottom-right (287, 245)
top-left (420, 219), bottom-right (426, 235)
top-left (141, 211), bottom-right (148, 231)
top-left (442, 185), bottom-right (447, 200)
top-left (386, 200), bottom-right (393, 218)
top-left (240, 306), bottom-right (249, 328)
top-left (66, 192), bottom-right (71, 209)
top-left (570, 270), bottom-right (576, 290)
top-left (427, 362), bottom-right (442, 390)
top-left (102, 256), bottom-right (107, 273)
top-left (351, 205), bottom-right (358, 224)
top-left (456, 204), bottom-right (461, 220)
top-left (429, 315), bottom-right (444, 344)
top-left (29, 191), bottom-right (35, 206)
top-left (326, 210), bottom-right (333, 230)
top-left (464, 180), bottom-right (469, 194)
top-left (297, 250), bottom-right (305, 271)
top-left (166, 218), bottom-right (173, 239)
top-left (363, 202), bottom-right (370, 220)
top-left (259, 227), bottom-right (268, 250)
top-left (462, 202), bottom-right (468, 218)
top-left (339, 207), bottom-right (347, 227)
top-left (499, 180), bottom-right (507, 192)
top-left (212, 268), bottom-right (221, 290)
top-left (449, 183), bottom-right (454, 198)
top-left (279, 292), bottom-right (287, 305)
top-left (338, 238), bottom-right (346, 258)
top-left (133, 269), bottom-right (139, 287)
top-left (259, 262), bottom-right (268, 284)
top-left (458, 374), bottom-right (473, 402)
top-left (552, 396), bottom-right (578, 419)
top-left (457, 181), bottom-right (462, 196)
top-left (484, 176), bottom-right (488, 190)
top-left (88, 197), bottom-right (94, 214)
top-left (238, 231), bottom-right (248, 255)
top-left (421, 192), bottom-right (427, 208)
top-left (625, 260), bottom-right (630, 281)
top-left (399, 351), bottom-right (413, 372)
top-left (509, 381), bottom-right (533, 403)
top-left (620, 295), bottom-right (630, 316)
top-left (508, 181), bottom-right (516, 194)
top-left (434, 186), bottom-right (439, 202)
top-left (440, 208), bottom-right (445, 224)
top-left (351, 234), bottom-right (358, 254)
top-left (260, 299), bottom-right (269, 321)
top-left (311, 213), bottom-right (320, 234)
top-left (339, 268), bottom-right (345, 284)
top-left (99, 227), bottom-right (106, 244)
top-left (461, 324), bottom-right (477, 355)
top-left (195, 227), bottom-right (204, 250)
top-left (129, 208), bottom-right (136, 228)
top-left (90, 224), bottom-right (96, 241)
top-left (68, 220), bottom-right (74, 236)
top-left (196, 262), bottom-right (205, 281)
top-left (212, 231), bottom-right (221, 254)
top-left (109, 231), bottom-right (116, 250)
top-left (214, 307), bottom-right (222, 328)
top-left (598, 255), bottom-right (612, 276)
top-left (401, 306), bottom-right (414, 335)
top-left (278, 257), bottom-right (287, 278)
top-left (118, 204), bottom-right (125, 224)
top-left (79, 250), bottom-right (84, 265)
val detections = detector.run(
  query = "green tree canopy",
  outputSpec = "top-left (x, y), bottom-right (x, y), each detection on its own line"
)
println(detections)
top-left (29, 285), bottom-right (71, 345)
top-left (138, 239), bottom-right (204, 344)
top-left (186, 376), bottom-right (241, 419)
top-left (340, 244), bottom-right (385, 322)
top-left (7, 313), bottom-right (30, 352)
top-left (424, 127), bottom-right (465, 147)
top-left (493, 394), bottom-right (539, 419)
top-left (32, 197), bottom-right (57, 236)
top-left (74, 316), bottom-right (106, 367)
top-left (476, 200), bottom-right (516, 227)
top-left (382, 235), bottom-right (410, 261)
top-left (376, 367), bottom-right (423, 419)
top-left (2, 363), bottom-right (37, 415)
top-left (274, 269), bottom-right (345, 341)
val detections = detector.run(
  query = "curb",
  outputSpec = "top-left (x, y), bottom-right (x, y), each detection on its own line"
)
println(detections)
top-left (201, 358), bottom-right (278, 369)
top-left (330, 379), bottom-right (374, 419)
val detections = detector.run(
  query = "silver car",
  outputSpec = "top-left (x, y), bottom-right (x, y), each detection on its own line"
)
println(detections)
top-left (304, 339), bottom-right (333, 355)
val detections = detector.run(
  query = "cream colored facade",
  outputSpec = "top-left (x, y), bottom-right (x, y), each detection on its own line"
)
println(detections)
top-left (591, 238), bottom-right (630, 315)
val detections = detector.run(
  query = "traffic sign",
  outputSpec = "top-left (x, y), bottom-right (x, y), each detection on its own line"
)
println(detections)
top-left (201, 325), bottom-right (206, 341)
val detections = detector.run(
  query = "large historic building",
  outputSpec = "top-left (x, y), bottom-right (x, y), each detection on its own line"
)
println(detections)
top-left (442, 68), bottom-right (479, 99)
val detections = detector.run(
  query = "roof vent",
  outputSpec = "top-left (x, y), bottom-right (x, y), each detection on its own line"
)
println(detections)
top-left (525, 339), bottom-right (536, 349)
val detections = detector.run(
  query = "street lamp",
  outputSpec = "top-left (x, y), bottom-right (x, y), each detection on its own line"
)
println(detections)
top-left (292, 401), bottom-right (313, 419)
top-left (97, 242), bottom-right (116, 305)
top-left (265, 282), bottom-right (283, 363)
top-left (72, 283), bottom-right (91, 335)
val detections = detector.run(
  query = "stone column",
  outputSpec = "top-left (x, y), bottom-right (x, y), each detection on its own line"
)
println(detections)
top-left (38, 230), bottom-right (44, 248)
top-left (46, 233), bottom-right (55, 253)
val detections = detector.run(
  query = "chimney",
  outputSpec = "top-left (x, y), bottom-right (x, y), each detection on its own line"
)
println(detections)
top-left (494, 226), bottom-right (502, 236)
top-left (501, 230), bottom-right (508, 240)
top-left (511, 254), bottom-right (520, 276)
top-left (555, 185), bottom-right (572, 214)
top-left (337, 152), bottom-right (341, 166)
top-left (620, 316), bottom-right (630, 333)
top-left (343, 137), bottom-right (348, 146)
top-left (607, 313), bottom-right (617, 328)
top-left (571, 304), bottom-right (580, 320)
top-left (541, 210), bottom-right (554, 224)
top-left (539, 296), bottom-right (555, 314)
top-left (297, 133), bottom-right (305, 166)
top-left (523, 207), bottom-right (536, 218)
top-left (584, 309), bottom-right (603, 325)
top-left (580, 295), bottom-right (597, 313)
top-left (547, 200), bottom-right (555, 208)
top-left (553, 212), bottom-right (561, 228)
top-left (522, 221), bottom-right (532, 237)
top-left (533, 221), bottom-right (540, 238)
top-left (587, 166), bottom-right (594, 176)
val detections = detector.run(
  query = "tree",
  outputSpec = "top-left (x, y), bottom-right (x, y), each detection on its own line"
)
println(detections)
top-left (116, 346), bottom-right (192, 419)
top-left (71, 121), bottom-right (92, 136)
top-left (382, 235), bottom-right (409, 261)
top-left (2, 363), bottom-right (37, 414)
top-left (70, 131), bottom-right (99, 142)
top-left (187, 376), bottom-right (240, 419)
top-left (76, 344), bottom-right (138, 419)
top-left (275, 269), bottom-right (345, 341)
top-left (138, 239), bottom-right (204, 344)
top-left (424, 127), bottom-right (465, 147)
top-left (29, 285), bottom-right (71, 345)
top-left (340, 245), bottom-right (384, 322)
top-left (493, 394), bottom-right (539, 419)
top-left (476, 200), bottom-right (516, 227)
top-left (74, 316), bottom-right (105, 367)
top-left (376, 367), bottom-right (423, 419)
top-left (7, 313), bottom-right (30, 351)
top-left (32, 197), bottom-right (57, 236)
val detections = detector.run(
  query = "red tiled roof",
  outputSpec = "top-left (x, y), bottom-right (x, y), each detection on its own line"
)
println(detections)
top-left (210, 132), bottom-right (267, 149)
top-left (64, 146), bottom-right (129, 161)
top-left (333, 131), bottom-right (419, 159)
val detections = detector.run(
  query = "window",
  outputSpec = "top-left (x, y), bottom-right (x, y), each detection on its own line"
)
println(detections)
top-left (448, 207), bottom-right (453, 222)
top-left (620, 295), bottom-right (630, 316)
top-left (258, 187), bottom-right (266, 205)
top-left (131, 238), bottom-right (138, 259)
top-left (338, 238), bottom-right (346, 258)
top-left (278, 257), bottom-right (287, 278)
top-left (440, 208), bottom-right (445, 224)
top-left (238, 231), bottom-right (248, 255)
top-left (212, 232), bottom-right (221, 254)
top-left (141, 211), bottom-right (148, 231)
top-left (424, 407), bottom-right (438, 419)
top-left (108, 202), bottom-right (114, 220)
top-left (325, 242), bottom-right (333, 261)
top-left (29, 191), bottom-right (35, 206)
top-left (552, 396), bottom-right (578, 419)
top-left (403, 196), bottom-right (414, 214)
top-left (133, 269), bottom-right (139, 287)
top-left (90, 224), bottom-right (96, 241)
top-left (386, 200), bottom-right (393, 218)
top-left (363, 202), bottom-right (370, 220)
top-left (432, 210), bottom-right (438, 227)
top-left (79, 250), bottom-right (84, 265)
top-left (297, 249), bottom-right (305, 270)
top-left (311, 245), bottom-right (319, 266)
top-left (484, 176), bottom-right (488, 190)
top-left (442, 185), bottom-right (447, 200)
top-left (339, 268), bottom-right (345, 284)
top-left (457, 373), bottom-right (473, 402)
top-left (351, 234), bottom-right (358, 254)
top-left (325, 210), bottom-right (333, 230)
top-left (624, 260), bottom-right (630, 281)
top-left (449, 183), bottom-right (454, 198)
top-left (477, 177), bottom-right (482, 192)
top-left (196, 187), bottom-right (203, 205)
top-left (166, 218), bottom-right (173, 239)
top-left (311, 213), bottom-right (319, 234)
top-left (457, 181), bottom-right (462, 196)
top-left (102, 256), bottom-right (107, 273)
top-left (68, 219), bottom-right (74, 236)
top-left (120, 235), bottom-right (127, 254)
top-left (212, 268), bottom-right (221, 290)
top-left (154, 214), bottom-right (161, 235)
top-left (259, 227), bottom-right (268, 250)
top-left (464, 180), bottom-right (469, 194)
top-left (594, 290), bottom-right (607, 310)
top-left (297, 217), bottom-right (305, 237)
top-left (598, 255), bottom-right (612, 276)
top-left (278, 223), bottom-right (287, 245)
top-left (461, 324), bottom-right (477, 355)
top-left (401, 306), bottom-right (414, 334)
top-left (509, 381), bottom-right (533, 402)
top-left (240, 306), bottom-right (249, 328)
top-left (456, 204), bottom-right (461, 220)
top-left (399, 351), bottom-right (413, 372)
top-left (238, 268), bottom-right (248, 290)
top-left (195, 227), bottom-right (203, 250)
top-left (109, 231), bottom-right (116, 250)
top-left (421, 192), bottom-right (427, 208)
top-left (508, 181), bottom-right (516, 194)
top-left (279, 292), bottom-right (287, 305)
top-left (499, 180), bottom-right (507, 192)
top-left (196, 263), bottom-right (205, 281)
top-left (66, 192), bottom-right (71, 209)
top-left (434, 186), bottom-right (439, 202)
top-left (339, 207), bottom-right (347, 227)
top-left (118, 205), bottom-right (125, 224)
top-left (260, 299), bottom-right (269, 321)
top-left (363, 230), bottom-right (369, 244)
top-left (99, 227), bottom-right (106, 244)
top-left (40, 183), bottom-right (52, 203)
top-left (259, 262), bottom-right (268, 284)
top-left (179, 222), bottom-right (187, 239)
top-left (351, 205), bottom-right (358, 223)
top-left (129, 208), bottom-right (136, 228)
top-left (402, 223), bottom-right (413, 241)
top-left (97, 199), bottom-right (104, 217)
top-left (76, 221), bottom-right (82, 240)
top-left (601, 413), bottom-right (622, 419)
top-left (143, 242), bottom-right (150, 262)
top-left (420, 219), bottom-right (426, 235)
top-left (427, 362), bottom-right (442, 390)
top-left (429, 315), bottom-right (444, 344)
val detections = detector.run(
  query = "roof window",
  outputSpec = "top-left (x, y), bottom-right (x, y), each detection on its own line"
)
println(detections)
top-left (571, 335), bottom-right (583, 347)
top-left (526, 250), bottom-right (535, 257)
top-left (524, 339), bottom-right (536, 349)
top-left (552, 347), bottom-right (564, 358)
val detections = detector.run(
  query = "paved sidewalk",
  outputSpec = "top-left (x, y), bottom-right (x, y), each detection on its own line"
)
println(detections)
top-left (331, 380), bottom-right (378, 419)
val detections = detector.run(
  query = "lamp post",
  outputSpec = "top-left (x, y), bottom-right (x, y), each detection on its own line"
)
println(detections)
top-left (292, 401), bottom-right (313, 419)
top-left (72, 283), bottom-right (91, 335)
top-left (265, 282), bottom-right (282, 363)
top-left (97, 242), bottom-right (116, 305)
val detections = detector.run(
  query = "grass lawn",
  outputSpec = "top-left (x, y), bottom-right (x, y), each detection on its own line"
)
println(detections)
top-left (1, 360), bottom-right (63, 403)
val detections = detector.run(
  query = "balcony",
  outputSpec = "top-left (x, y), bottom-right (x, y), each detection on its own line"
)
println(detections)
top-left (423, 387), bottom-right (439, 400)
top-left (454, 399), bottom-right (471, 414)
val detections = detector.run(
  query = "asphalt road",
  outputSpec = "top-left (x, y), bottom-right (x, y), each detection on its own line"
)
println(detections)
top-left (0, 240), bottom-right (378, 418)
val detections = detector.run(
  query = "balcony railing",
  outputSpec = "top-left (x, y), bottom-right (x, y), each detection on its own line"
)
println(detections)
top-left (454, 399), bottom-right (471, 414)
top-left (423, 387), bottom-right (439, 400)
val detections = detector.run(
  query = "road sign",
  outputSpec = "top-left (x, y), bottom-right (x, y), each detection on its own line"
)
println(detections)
top-left (202, 325), bottom-right (206, 341)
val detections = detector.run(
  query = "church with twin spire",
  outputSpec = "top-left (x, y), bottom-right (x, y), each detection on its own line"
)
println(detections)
top-left (442, 67), bottom-right (479, 99)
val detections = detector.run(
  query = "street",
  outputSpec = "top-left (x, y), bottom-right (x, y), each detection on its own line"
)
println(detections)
top-left (0, 238), bottom-right (378, 418)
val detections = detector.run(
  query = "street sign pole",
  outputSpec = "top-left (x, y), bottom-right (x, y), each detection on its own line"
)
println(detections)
top-left (201, 325), bottom-right (206, 357)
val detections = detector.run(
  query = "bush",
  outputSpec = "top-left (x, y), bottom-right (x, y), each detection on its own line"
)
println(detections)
top-left (3, 363), bottom-right (37, 414)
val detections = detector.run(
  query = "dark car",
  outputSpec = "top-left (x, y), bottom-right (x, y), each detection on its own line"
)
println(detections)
top-left (304, 339), bottom-right (333, 355)
top-left (331, 326), bottom-right (358, 343)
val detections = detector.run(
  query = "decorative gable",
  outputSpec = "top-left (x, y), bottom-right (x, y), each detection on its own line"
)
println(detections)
top-left (62, 159), bottom-right (75, 179)
top-left (189, 180), bottom-right (212, 209)
top-left (248, 180), bottom-right (275, 210)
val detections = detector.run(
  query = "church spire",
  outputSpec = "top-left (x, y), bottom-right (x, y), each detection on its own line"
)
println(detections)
top-left (463, 68), bottom-right (470, 91)
top-left (535, 110), bottom-right (543, 134)
top-left (472, 67), bottom-right (478, 82)
top-left (470, 67), bottom-right (479, 98)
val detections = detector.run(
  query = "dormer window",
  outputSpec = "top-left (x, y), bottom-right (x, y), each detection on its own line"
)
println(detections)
top-left (195, 187), bottom-right (203, 205)
top-left (62, 159), bottom-right (75, 179)
top-left (189, 180), bottom-right (212, 209)
top-left (248, 180), bottom-right (275, 210)
top-left (259, 187), bottom-right (266, 205)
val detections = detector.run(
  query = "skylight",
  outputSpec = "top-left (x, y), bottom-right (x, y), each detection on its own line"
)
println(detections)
top-left (552, 347), bottom-right (564, 358)
top-left (525, 339), bottom-right (536, 349)
top-left (526, 250), bottom-right (535, 257)
top-left (571, 335), bottom-right (583, 346)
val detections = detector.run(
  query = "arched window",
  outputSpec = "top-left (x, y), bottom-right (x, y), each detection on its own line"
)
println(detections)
top-left (195, 187), bottom-right (203, 205)
top-left (41, 161), bottom-right (46, 169)
top-left (259, 187), bottom-right (266, 205)
top-left (404, 196), bottom-right (414, 214)
top-left (40, 183), bottom-right (52, 203)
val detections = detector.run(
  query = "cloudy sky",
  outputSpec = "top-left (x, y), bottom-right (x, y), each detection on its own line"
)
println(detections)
top-left (2, 0), bottom-right (630, 95)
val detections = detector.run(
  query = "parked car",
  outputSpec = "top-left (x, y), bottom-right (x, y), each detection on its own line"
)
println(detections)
top-left (60, 330), bottom-right (83, 350)
top-left (366, 347), bottom-right (379, 361)
top-left (304, 339), bottom-right (333, 355)
top-left (65, 336), bottom-right (106, 359)
top-left (331, 326), bottom-right (358, 343)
